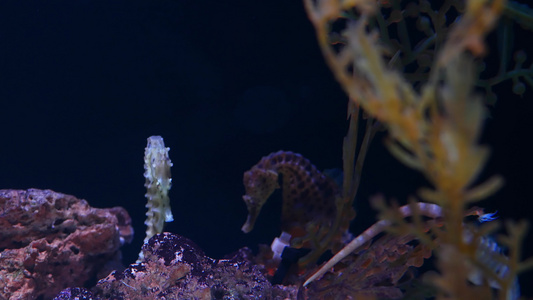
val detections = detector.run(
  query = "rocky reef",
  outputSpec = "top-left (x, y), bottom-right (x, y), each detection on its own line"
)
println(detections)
top-left (0, 189), bottom-right (133, 299)
top-left (55, 232), bottom-right (298, 300)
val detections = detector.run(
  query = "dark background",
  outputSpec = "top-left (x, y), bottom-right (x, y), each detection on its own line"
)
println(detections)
top-left (1, 0), bottom-right (532, 296)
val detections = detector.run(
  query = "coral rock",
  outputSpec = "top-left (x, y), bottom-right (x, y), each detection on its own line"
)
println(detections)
top-left (91, 232), bottom-right (298, 300)
top-left (0, 189), bottom-right (133, 300)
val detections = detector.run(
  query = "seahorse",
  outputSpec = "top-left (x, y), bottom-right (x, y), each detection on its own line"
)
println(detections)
top-left (241, 151), bottom-right (341, 247)
top-left (138, 136), bottom-right (173, 262)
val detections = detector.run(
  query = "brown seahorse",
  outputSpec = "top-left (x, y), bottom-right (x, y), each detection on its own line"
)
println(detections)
top-left (241, 151), bottom-right (341, 249)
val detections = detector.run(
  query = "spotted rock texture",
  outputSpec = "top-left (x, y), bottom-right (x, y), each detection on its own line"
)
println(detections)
top-left (81, 233), bottom-right (298, 300)
top-left (0, 189), bottom-right (133, 300)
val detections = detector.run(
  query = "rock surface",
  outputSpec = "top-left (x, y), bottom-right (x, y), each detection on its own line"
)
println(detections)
top-left (0, 189), bottom-right (133, 300)
top-left (55, 233), bottom-right (298, 300)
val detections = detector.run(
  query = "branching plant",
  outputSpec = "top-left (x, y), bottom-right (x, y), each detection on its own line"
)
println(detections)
top-left (300, 0), bottom-right (533, 298)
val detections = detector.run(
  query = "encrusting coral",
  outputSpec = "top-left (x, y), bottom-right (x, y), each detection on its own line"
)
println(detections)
top-left (0, 189), bottom-right (133, 299)
top-left (55, 233), bottom-right (299, 300)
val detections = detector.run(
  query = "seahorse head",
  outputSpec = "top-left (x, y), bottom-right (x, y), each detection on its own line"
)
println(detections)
top-left (241, 168), bottom-right (280, 233)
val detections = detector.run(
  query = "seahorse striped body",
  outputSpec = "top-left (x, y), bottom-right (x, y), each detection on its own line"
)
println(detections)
top-left (241, 151), bottom-right (339, 243)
